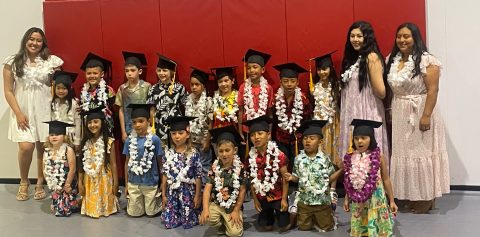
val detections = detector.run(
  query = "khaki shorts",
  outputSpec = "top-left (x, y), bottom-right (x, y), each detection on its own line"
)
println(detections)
top-left (297, 202), bottom-right (334, 231)
top-left (208, 202), bottom-right (243, 237)
top-left (127, 182), bottom-right (161, 217)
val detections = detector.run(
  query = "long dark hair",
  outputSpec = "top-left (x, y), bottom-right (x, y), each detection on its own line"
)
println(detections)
top-left (78, 118), bottom-right (111, 173)
top-left (312, 65), bottom-right (341, 108)
top-left (341, 21), bottom-right (384, 92)
top-left (384, 22), bottom-right (428, 79)
top-left (51, 82), bottom-right (74, 113)
top-left (11, 27), bottom-right (50, 77)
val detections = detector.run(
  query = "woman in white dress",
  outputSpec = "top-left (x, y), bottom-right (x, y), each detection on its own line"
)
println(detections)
top-left (3, 27), bottom-right (63, 201)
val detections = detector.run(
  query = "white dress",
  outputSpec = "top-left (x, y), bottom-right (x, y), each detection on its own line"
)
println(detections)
top-left (4, 55), bottom-right (63, 143)
top-left (51, 98), bottom-right (82, 145)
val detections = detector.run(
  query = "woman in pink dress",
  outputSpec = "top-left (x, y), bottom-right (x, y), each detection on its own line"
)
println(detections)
top-left (339, 21), bottom-right (389, 161)
top-left (385, 23), bottom-right (449, 213)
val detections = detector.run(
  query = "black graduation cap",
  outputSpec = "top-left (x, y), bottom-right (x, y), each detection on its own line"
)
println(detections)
top-left (83, 106), bottom-right (106, 121)
top-left (190, 67), bottom-right (210, 85)
top-left (243, 115), bottom-right (273, 133)
top-left (44, 120), bottom-right (74, 135)
top-left (53, 70), bottom-right (77, 87)
top-left (122, 51), bottom-right (147, 68)
top-left (80, 52), bottom-right (112, 71)
top-left (209, 125), bottom-right (243, 145)
top-left (127, 103), bottom-right (154, 119)
top-left (211, 66), bottom-right (237, 80)
top-left (296, 120), bottom-right (328, 138)
top-left (243, 49), bottom-right (271, 67)
top-left (165, 116), bottom-right (196, 131)
top-left (273, 62), bottom-right (308, 78)
top-left (311, 50), bottom-right (337, 69)
top-left (156, 53), bottom-right (177, 70)
top-left (351, 119), bottom-right (382, 137)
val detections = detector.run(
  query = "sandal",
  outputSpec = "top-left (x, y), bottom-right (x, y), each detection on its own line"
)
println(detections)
top-left (34, 184), bottom-right (47, 200)
top-left (16, 182), bottom-right (30, 201)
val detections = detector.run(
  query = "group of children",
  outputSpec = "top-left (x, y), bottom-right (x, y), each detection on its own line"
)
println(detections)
top-left (40, 48), bottom-right (397, 236)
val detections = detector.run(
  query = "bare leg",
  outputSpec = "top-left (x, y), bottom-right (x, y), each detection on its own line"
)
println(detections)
top-left (18, 142), bottom-right (35, 183)
top-left (34, 141), bottom-right (46, 200)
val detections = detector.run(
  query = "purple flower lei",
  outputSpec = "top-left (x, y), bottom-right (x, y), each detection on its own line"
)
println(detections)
top-left (343, 147), bottom-right (381, 203)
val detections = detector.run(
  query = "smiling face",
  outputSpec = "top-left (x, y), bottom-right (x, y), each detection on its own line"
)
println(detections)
top-left (55, 83), bottom-right (69, 99)
top-left (217, 141), bottom-right (238, 167)
top-left (247, 63), bottom-right (265, 81)
top-left (317, 67), bottom-right (331, 82)
top-left (87, 118), bottom-right (102, 137)
top-left (396, 27), bottom-right (414, 56)
top-left (25, 32), bottom-right (43, 56)
top-left (156, 68), bottom-right (173, 84)
top-left (85, 67), bottom-right (104, 88)
top-left (353, 135), bottom-right (371, 153)
top-left (217, 76), bottom-right (234, 96)
top-left (350, 28), bottom-right (364, 51)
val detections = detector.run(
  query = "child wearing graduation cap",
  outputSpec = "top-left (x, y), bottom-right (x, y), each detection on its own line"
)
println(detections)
top-left (211, 66), bottom-right (239, 129)
top-left (284, 120), bottom-right (342, 232)
top-left (43, 120), bottom-right (80, 216)
top-left (309, 51), bottom-right (342, 209)
top-left (123, 104), bottom-right (163, 217)
top-left (185, 67), bottom-right (214, 183)
top-left (79, 53), bottom-right (116, 135)
top-left (116, 51), bottom-right (152, 143)
top-left (343, 119), bottom-right (397, 237)
top-left (51, 71), bottom-right (82, 152)
top-left (78, 106), bottom-right (119, 218)
top-left (237, 49), bottom-right (275, 139)
top-left (147, 54), bottom-right (188, 146)
top-left (272, 62), bottom-right (312, 172)
top-left (161, 116), bottom-right (202, 229)
top-left (243, 115), bottom-right (290, 232)
top-left (200, 125), bottom-right (247, 237)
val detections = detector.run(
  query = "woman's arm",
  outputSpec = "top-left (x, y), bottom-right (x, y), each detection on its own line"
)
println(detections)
top-left (420, 65), bottom-right (440, 131)
top-left (367, 52), bottom-right (386, 99)
top-left (3, 64), bottom-right (28, 129)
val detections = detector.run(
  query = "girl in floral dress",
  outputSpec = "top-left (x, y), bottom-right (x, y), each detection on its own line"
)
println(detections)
top-left (161, 116), bottom-right (203, 229)
top-left (343, 119), bottom-right (397, 237)
top-left (43, 121), bottom-right (79, 216)
top-left (78, 107), bottom-right (119, 218)
top-left (210, 66), bottom-right (239, 129)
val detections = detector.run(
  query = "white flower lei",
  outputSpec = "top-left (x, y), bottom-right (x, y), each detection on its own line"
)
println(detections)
top-left (213, 155), bottom-right (242, 209)
top-left (244, 77), bottom-right (268, 120)
top-left (43, 143), bottom-right (68, 191)
top-left (128, 129), bottom-right (155, 175)
top-left (213, 90), bottom-right (238, 123)
top-left (185, 91), bottom-right (208, 137)
top-left (275, 87), bottom-right (303, 134)
top-left (312, 82), bottom-right (335, 123)
top-left (341, 56), bottom-right (361, 83)
top-left (249, 141), bottom-right (281, 196)
top-left (164, 149), bottom-right (195, 195)
top-left (297, 152), bottom-right (331, 195)
top-left (388, 53), bottom-right (415, 83)
top-left (349, 152), bottom-right (372, 190)
top-left (82, 137), bottom-right (105, 178)
top-left (80, 79), bottom-right (108, 111)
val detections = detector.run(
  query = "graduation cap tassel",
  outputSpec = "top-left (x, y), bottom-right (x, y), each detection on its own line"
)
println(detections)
top-left (294, 136), bottom-right (299, 157)
top-left (348, 126), bottom-right (354, 154)
top-left (51, 79), bottom-right (54, 97)
top-left (243, 58), bottom-right (247, 82)
top-left (308, 60), bottom-right (314, 93)
top-left (169, 66), bottom-right (177, 95)
top-left (245, 132), bottom-right (250, 161)
top-left (151, 118), bottom-right (155, 134)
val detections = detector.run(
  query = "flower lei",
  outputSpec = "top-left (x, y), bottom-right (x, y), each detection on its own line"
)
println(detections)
top-left (213, 90), bottom-right (238, 123)
top-left (312, 82), bottom-right (335, 123)
top-left (164, 149), bottom-right (195, 195)
top-left (249, 141), bottom-right (281, 196)
top-left (185, 91), bottom-right (208, 137)
top-left (43, 143), bottom-right (68, 191)
top-left (343, 147), bottom-right (381, 203)
top-left (341, 56), bottom-right (361, 83)
top-left (244, 77), bottom-right (268, 120)
top-left (82, 137), bottom-right (105, 178)
top-left (275, 87), bottom-right (303, 134)
top-left (388, 53), bottom-right (415, 84)
top-left (80, 79), bottom-right (108, 111)
top-left (213, 155), bottom-right (242, 209)
top-left (127, 129), bottom-right (155, 175)
top-left (297, 151), bottom-right (331, 195)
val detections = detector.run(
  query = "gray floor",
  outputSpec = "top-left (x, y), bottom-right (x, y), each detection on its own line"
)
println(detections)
top-left (0, 184), bottom-right (477, 237)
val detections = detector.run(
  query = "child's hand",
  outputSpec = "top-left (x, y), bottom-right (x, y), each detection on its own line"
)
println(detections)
top-left (64, 184), bottom-right (72, 194)
top-left (200, 209), bottom-right (210, 225)
top-left (162, 195), bottom-right (167, 211)
top-left (283, 172), bottom-right (293, 182)
top-left (280, 199), bottom-right (288, 212)
top-left (112, 185), bottom-right (119, 196)
top-left (253, 199), bottom-right (262, 212)
top-left (343, 198), bottom-right (350, 212)
top-left (122, 132), bottom-right (127, 143)
top-left (390, 200), bottom-right (398, 215)
top-left (229, 209), bottom-right (242, 228)
top-left (194, 194), bottom-right (201, 209)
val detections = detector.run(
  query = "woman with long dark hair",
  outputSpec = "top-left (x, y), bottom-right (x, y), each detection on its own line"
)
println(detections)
top-left (3, 27), bottom-right (63, 201)
top-left (385, 23), bottom-right (449, 213)
top-left (338, 21), bottom-right (389, 160)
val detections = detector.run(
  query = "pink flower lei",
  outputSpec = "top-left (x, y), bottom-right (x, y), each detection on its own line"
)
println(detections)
top-left (343, 147), bottom-right (381, 203)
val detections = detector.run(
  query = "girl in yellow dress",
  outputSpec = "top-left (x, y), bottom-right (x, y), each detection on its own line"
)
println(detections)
top-left (78, 107), bottom-right (119, 218)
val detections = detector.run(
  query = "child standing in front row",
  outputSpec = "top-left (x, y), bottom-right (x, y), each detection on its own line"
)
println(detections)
top-left (343, 119), bottom-right (397, 237)
top-left (78, 107), bottom-right (119, 218)
top-left (161, 116), bottom-right (202, 229)
top-left (284, 120), bottom-right (342, 232)
top-left (124, 104), bottom-right (163, 217)
top-left (43, 121), bottom-right (79, 217)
